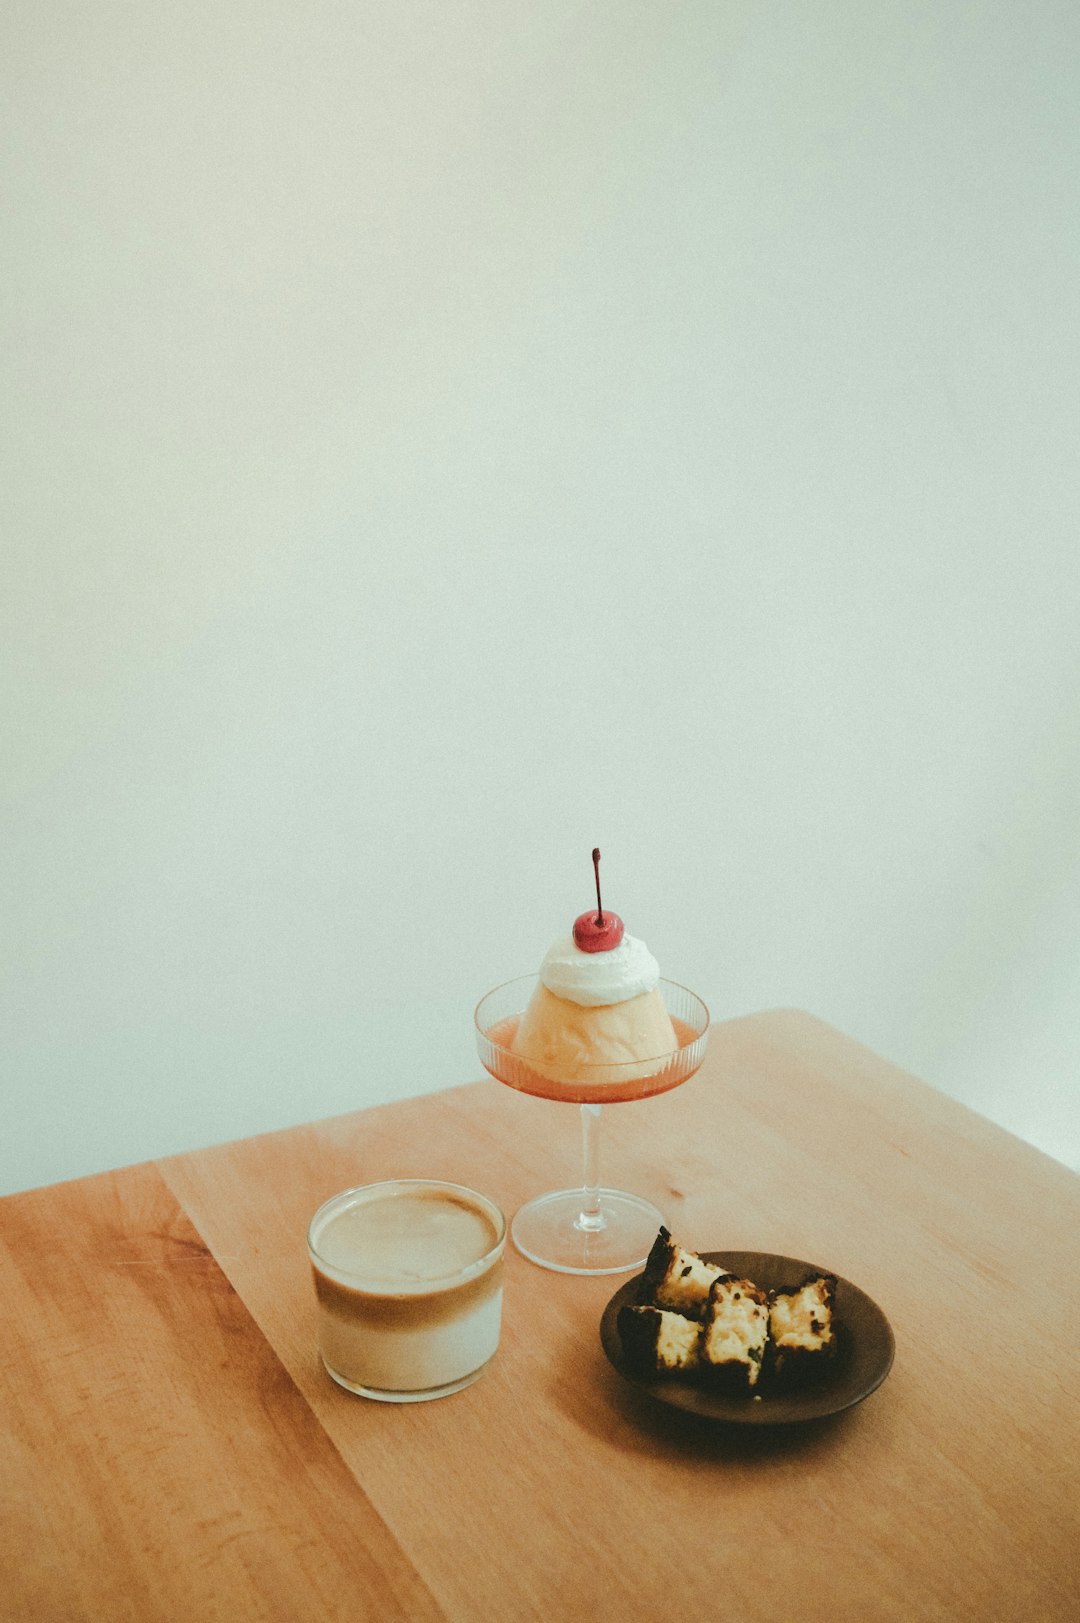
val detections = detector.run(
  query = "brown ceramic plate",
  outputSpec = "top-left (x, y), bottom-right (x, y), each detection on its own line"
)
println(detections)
top-left (600, 1250), bottom-right (894, 1426)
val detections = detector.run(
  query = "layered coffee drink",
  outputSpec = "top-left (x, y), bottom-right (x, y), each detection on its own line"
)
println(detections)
top-left (307, 1180), bottom-right (506, 1401)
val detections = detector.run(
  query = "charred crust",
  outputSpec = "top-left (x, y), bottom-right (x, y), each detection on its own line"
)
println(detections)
top-left (707, 1276), bottom-right (767, 1308)
top-left (698, 1357), bottom-right (757, 1394)
top-left (768, 1340), bottom-right (837, 1385)
top-left (618, 1303), bottom-right (701, 1376)
top-left (639, 1227), bottom-right (724, 1318)
top-left (618, 1304), bottom-right (662, 1374)
top-left (639, 1227), bottom-right (674, 1299)
top-left (770, 1270), bottom-right (838, 1304)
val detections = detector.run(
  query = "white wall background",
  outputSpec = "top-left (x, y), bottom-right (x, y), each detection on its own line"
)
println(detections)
top-left (3, 0), bottom-right (1078, 1197)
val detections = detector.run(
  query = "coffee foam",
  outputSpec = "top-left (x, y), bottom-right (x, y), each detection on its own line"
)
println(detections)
top-left (311, 1186), bottom-right (499, 1290)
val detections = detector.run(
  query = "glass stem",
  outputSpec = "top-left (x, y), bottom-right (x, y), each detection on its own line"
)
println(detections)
top-left (576, 1103), bottom-right (605, 1232)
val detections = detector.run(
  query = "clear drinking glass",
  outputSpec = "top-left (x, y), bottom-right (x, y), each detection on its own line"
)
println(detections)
top-left (474, 976), bottom-right (709, 1275)
top-left (308, 1180), bottom-right (507, 1401)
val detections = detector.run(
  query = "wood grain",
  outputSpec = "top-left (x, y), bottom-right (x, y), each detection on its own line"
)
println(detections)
top-left (0, 1162), bottom-right (440, 1622)
top-left (3, 1011), bottom-right (1079, 1621)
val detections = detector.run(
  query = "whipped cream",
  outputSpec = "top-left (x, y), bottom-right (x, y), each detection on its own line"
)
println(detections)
top-left (538, 933), bottom-right (660, 1007)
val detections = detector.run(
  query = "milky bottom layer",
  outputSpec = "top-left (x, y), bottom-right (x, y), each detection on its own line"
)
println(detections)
top-left (313, 1271), bottom-right (503, 1395)
top-left (510, 983), bottom-right (678, 1086)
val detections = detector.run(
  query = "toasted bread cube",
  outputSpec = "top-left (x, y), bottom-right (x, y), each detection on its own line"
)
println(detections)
top-left (768, 1273), bottom-right (838, 1380)
top-left (618, 1304), bottom-right (703, 1375)
top-left (640, 1226), bottom-right (728, 1319)
top-left (700, 1276), bottom-right (769, 1390)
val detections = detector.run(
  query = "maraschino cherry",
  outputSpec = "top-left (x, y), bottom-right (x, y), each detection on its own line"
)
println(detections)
top-left (573, 848), bottom-right (625, 952)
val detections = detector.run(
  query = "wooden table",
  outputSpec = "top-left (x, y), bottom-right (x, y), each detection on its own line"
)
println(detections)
top-left (3, 1010), bottom-right (1079, 1621)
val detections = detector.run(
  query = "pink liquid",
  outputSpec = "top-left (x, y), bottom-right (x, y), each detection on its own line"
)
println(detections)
top-left (483, 1014), bottom-right (703, 1105)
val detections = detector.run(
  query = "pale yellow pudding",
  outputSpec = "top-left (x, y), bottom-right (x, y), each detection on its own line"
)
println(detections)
top-left (511, 980), bottom-right (677, 1086)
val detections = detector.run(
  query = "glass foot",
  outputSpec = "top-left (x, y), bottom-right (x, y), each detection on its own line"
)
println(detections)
top-left (510, 1188), bottom-right (665, 1275)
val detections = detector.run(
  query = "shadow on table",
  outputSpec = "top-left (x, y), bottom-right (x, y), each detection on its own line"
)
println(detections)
top-left (555, 1357), bottom-right (868, 1465)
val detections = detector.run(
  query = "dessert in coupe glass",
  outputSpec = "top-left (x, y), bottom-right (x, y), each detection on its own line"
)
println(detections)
top-left (474, 851), bottom-right (709, 1275)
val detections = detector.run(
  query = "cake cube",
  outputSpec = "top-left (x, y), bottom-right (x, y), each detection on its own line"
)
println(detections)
top-left (768, 1273), bottom-right (838, 1381)
top-left (640, 1226), bottom-right (728, 1319)
top-left (618, 1304), bottom-right (703, 1375)
top-left (700, 1276), bottom-right (770, 1390)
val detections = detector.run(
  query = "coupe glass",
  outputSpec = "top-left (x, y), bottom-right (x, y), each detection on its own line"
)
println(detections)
top-left (474, 975), bottom-right (709, 1275)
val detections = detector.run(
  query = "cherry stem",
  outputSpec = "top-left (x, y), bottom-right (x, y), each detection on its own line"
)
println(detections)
top-left (592, 847), bottom-right (604, 926)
